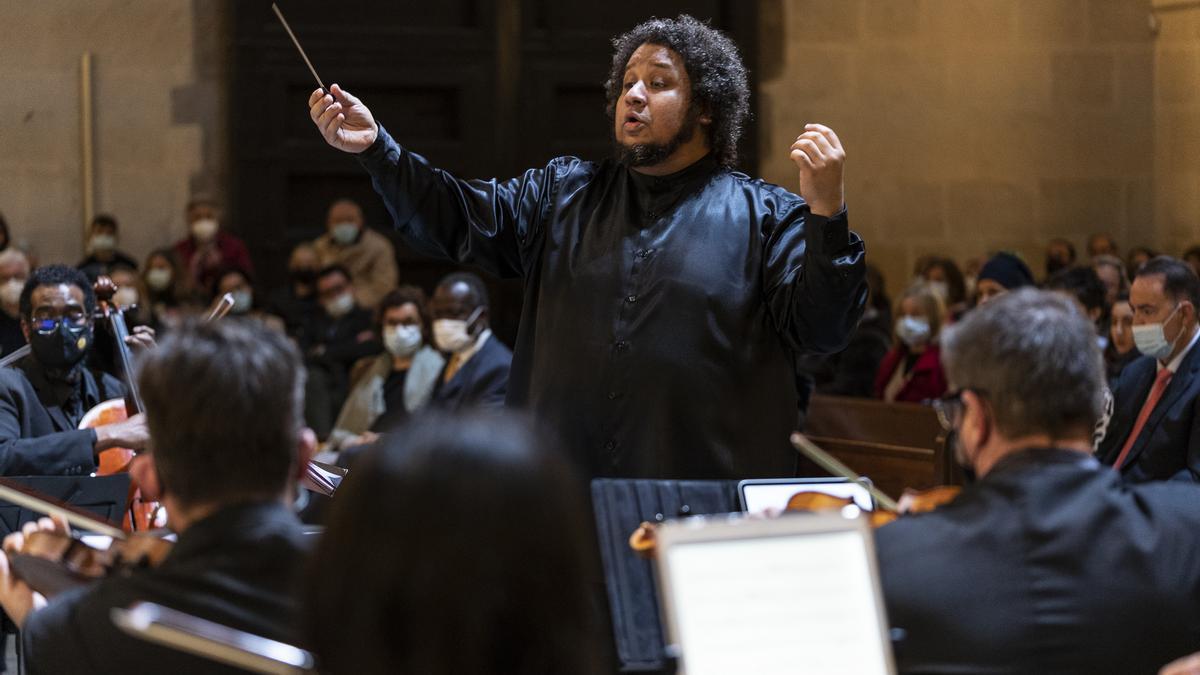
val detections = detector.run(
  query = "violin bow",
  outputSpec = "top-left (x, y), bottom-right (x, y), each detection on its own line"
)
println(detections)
top-left (789, 432), bottom-right (900, 513)
top-left (206, 293), bottom-right (236, 322)
top-left (0, 478), bottom-right (126, 539)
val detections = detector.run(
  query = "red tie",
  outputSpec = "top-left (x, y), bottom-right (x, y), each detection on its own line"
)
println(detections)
top-left (1113, 367), bottom-right (1174, 470)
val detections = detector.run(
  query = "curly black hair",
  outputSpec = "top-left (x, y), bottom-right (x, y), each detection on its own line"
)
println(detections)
top-left (19, 264), bottom-right (97, 320)
top-left (604, 15), bottom-right (749, 169)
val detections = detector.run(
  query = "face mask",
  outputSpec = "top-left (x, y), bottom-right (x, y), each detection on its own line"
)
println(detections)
top-left (323, 292), bottom-right (355, 318)
top-left (895, 316), bottom-right (931, 349)
top-left (114, 287), bottom-right (138, 308)
top-left (0, 279), bottom-right (24, 306)
top-left (31, 322), bottom-right (91, 371)
top-left (385, 324), bottom-right (423, 358)
top-left (927, 281), bottom-right (949, 302)
top-left (433, 307), bottom-right (483, 354)
top-left (1132, 304), bottom-right (1184, 362)
top-left (332, 222), bottom-right (360, 245)
top-left (145, 268), bottom-right (172, 292)
top-left (89, 234), bottom-right (116, 254)
top-left (230, 289), bottom-right (253, 314)
top-left (190, 218), bottom-right (219, 242)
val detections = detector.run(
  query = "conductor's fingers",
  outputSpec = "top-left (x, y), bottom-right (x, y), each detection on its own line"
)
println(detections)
top-left (322, 113), bottom-right (346, 143)
top-left (331, 83), bottom-right (360, 106)
top-left (308, 88), bottom-right (325, 107)
top-left (309, 94), bottom-right (334, 124)
top-left (316, 100), bottom-right (342, 130)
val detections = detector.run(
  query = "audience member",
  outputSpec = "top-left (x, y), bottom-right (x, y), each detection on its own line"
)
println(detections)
top-left (266, 242), bottom-right (322, 345)
top-left (1097, 257), bottom-right (1200, 482)
top-left (918, 256), bottom-right (967, 318)
top-left (962, 256), bottom-right (984, 302)
top-left (1093, 254), bottom-right (1129, 308)
top-left (1088, 232), bottom-right (1119, 259)
top-left (875, 289), bottom-right (1200, 674)
top-left (1044, 237), bottom-right (1076, 279)
top-left (313, 198), bottom-right (398, 310)
top-left (973, 252), bottom-right (1034, 306)
top-left (873, 283), bottom-right (947, 404)
top-left (429, 272), bottom-right (511, 411)
top-left (1106, 292), bottom-right (1139, 384)
top-left (0, 318), bottom-right (315, 672)
top-left (0, 249), bottom-right (30, 356)
top-left (172, 196), bottom-right (254, 296)
top-left (76, 214), bottom-right (139, 282)
top-left (141, 248), bottom-right (188, 331)
top-left (1184, 246), bottom-right (1200, 278)
top-left (1127, 246), bottom-right (1158, 277)
top-left (305, 265), bottom-right (380, 438)
top-left (0, 212), bottom-right (9, 253)
top-left (1044, 266), bottom-right (1109, 349)
top-left (800, 264), bottom-right (891, 398)
top-left (302, 412), bottom-right (606, 675)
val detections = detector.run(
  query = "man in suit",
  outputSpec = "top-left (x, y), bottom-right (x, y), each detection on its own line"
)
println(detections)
top-left (429, 272), bottom-right (511, 410)
top-left (304, 264), bottom-right (380, 437)
top-left (0, 264), bottom-right (148, 476)
top-left (0, 317), bottom-right (316, 672)
top-left (1096, 256), bottom-right (1200, 482)
top-left (874, 289), bottom-right (1200, 674)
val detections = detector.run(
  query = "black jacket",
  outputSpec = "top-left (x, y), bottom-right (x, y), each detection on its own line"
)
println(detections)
top-left (430, 334), bottom-right (512, 411)
top-left (22, 501), bottom-right (309, 674)
top-left (0, 358), bottom-right (125, 476)
top-left (357, 125), bottom-right (867, 479)
top-left (1096, 345), bottom-right (1200, 482)
top-left (875, 449), bottom-right (1200, 674)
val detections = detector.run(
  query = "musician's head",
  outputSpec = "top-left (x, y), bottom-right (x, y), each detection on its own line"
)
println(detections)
top-left (937, 289), bottom-right (1104, 477)
top-left (18, 264), bottom-right (97, 374)
top-left (606, 15), bottom-right (749, 172)
top-left (132, 318), bottom-right (315, 525)
top-left (303, 412), bottom-right (605, 675)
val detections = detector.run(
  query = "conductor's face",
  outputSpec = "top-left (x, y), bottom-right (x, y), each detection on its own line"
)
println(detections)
top-left (615, 43), bottom-right (708, 171)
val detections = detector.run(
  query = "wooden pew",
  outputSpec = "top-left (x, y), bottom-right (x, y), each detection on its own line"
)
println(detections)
top-left (800, 394), bottom-right (961, 499)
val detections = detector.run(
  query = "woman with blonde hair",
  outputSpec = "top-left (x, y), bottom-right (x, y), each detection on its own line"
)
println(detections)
top-left (873, 282), bottom-right (949, 403)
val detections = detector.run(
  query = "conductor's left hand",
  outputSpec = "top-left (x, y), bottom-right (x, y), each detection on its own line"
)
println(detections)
top-left (308, 84), bottom-right (378, 154)
top-left (789, 123), bottom-right (846, 218)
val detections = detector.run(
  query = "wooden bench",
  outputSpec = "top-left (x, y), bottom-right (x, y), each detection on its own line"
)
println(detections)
top-left (800, 394), bottom-right (961, 499)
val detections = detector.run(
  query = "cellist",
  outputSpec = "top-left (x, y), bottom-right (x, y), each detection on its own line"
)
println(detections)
top-left (0, 265), bottom-right (149, 475)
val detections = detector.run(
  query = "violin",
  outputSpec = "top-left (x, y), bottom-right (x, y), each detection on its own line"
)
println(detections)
top-left (80, 277), bottom-right (160, 531)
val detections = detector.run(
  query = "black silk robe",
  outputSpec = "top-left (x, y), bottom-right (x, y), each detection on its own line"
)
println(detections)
top-left (358, 125), bottom-right (867, 478)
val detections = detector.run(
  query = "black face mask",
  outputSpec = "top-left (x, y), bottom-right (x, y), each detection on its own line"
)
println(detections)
top-left (31, 322), bottom-right (91, 371)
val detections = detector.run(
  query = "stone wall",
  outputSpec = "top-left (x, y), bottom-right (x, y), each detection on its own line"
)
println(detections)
top-left (1154, 0), bottom-right (1200, 249)
top-left (759, 0), bottom-right (1161, 291)
top-left (0, 0), bottom-right (228, 267)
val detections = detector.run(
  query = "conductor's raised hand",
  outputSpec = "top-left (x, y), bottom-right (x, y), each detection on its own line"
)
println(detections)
top-left (309, 83), bottom-right (378, 154)
top-left (789, 123), bottom-right (846, 218)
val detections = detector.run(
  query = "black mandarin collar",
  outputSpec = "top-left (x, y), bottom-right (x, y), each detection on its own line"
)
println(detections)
top-left (626, 153), bottom-right (720, 216)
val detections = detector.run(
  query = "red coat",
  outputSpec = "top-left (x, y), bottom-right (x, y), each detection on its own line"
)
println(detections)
top-left (173, 231), bottom-right (255, 293)
top-left (873, 343), bottom-right (948, 403)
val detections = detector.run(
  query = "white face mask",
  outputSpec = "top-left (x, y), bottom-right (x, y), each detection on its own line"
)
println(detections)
top-left (1132, 304), bottom-right (1184, 362)
top-left (323, 292), bottom-right (355, 318)
top-left (230, 289), bottom-right (253, 314)
top-left (927, 281), bottom-right (950, 302)
top-left (89, 234), bottom-right (116, 254)
top-left (385, 324), bottom-right (423, 358)
top-left (433, 307), bottom-right (483, 354)
top-left (895, 315), bottom-right (931, 349)
top-left (114, 287), bottom-right (139, 308)
top-left (191, 218), bottom-right (219, 242)
top-left (0, 278), bottom-right (24, 306)
top-left (145, 268), bottom-right (172, 291)
top-left (332, 222), bottom-right (360, 245)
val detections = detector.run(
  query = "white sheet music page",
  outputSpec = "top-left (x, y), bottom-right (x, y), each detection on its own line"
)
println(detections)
top-left (663, 527), bottom-right (891, 675)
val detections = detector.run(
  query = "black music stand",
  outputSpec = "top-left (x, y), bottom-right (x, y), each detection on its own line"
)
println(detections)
top-left (590, 478), bottom-right (740, 673)
top-left (0, 474), bottom-right (130, 538)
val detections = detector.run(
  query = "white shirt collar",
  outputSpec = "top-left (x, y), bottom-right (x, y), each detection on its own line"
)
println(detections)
top-left (452, 329), bottom-right (492, 368)
top-left (1160, 325), bottom-right (1200, 373)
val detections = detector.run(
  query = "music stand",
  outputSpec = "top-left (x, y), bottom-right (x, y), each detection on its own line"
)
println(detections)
top-left (0, 474), bottom-right (130, 537)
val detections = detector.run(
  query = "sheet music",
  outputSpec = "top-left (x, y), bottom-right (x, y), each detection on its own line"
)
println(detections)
top-left (664, 529), bottom-right (891, 675)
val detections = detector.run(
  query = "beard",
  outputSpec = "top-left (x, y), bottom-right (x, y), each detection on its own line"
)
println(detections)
top-left (615, 108), bottom-right (701, 167)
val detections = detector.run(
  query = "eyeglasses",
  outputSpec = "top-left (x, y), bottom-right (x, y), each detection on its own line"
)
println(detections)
top-left (933, 389), bottom-right (987, 432)
top-left (30, 311), bottom-right (88, 335)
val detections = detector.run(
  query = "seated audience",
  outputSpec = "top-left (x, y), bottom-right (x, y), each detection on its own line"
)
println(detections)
top-left (313, 198), bottom-right (398, 310)
top-left (1127, 245), bottom-right (1158, 277)
top-left (0, 318), bottom-right (315, 672)
top-left (873, 283), bottom-right (947, 404)
top-left (429, 272), bottom-right (511, 410)
top-left (266, 242), bottom-right (321, 345)
top-left (1106, 291), bottom-right (1139, 384)
top-left (1097, 257), bottom-right (1200, 482)
top-left (1044, 266), bottom-right (1109, 349)
top-left (0, 265), bottom-right (149, 475)
top-left (303, 412), bottom-right (606, 675)
top-left (329, 286), bottom-right (444, 451)
top-left (918, 256), bottom-right (967, 318)
top-left (0, 249), bottom-right (30, 356)
top-left (875, 288), bottom-right (1200, 674)
top-left (76, 214), bottom-right (139, 282)
top-left (973, 252), bottom-right (1034, 306)
top-left (1043, 237), bottom-right (1076, 279)
top-left (141, 248), bottom-right (188, 331)
top-left (1088, 231), bottom-right (1119, 260)
top-left (172, 196), bottom-right (254, 296)
top-left (801, 264), bottom-right (891, 398)
top-left (305, 265), bottom-right (379, 438)
top-left (1093, 254), bottom-right (1129, 308)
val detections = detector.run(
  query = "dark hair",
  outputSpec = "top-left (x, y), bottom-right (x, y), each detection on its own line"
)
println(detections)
top-left (1136, 256), bottom-right (1200, 309)
top-left (316, 264), bottom-right (352, 285)
top-left (1126, 246), bottom-right (1158, 276)
top-left (19, 264), bottom-right (96, 320)
top-left (604, 15), bottom-right (749, 168)
top-left (90, 214), bottom-right (119, 233)
top-left (136, 318), bottom-right (305, 506)
top-left (942, 288), bottom-right (1104, 440)
top-left (378, 285), bottom-right (430, 340)
top-left (211, 265), bottom-right (254, 299)
top-left (920, 257), bottom-right (967, 305)
top-left (1184, 246), bottom-right (1200, 263)
top-left (1047, 238), bottom-right (1076, 263)
top-left (437, 271), bottom-right (490, 311)
top-left (0, 211), bottom-right (8, 250)
top-left (302, 412), bottom-right (605, 675)
top-left (1045, 266), bottom-right (1107, 315)
top-left (1088, 232), bottom-right (1117, 255)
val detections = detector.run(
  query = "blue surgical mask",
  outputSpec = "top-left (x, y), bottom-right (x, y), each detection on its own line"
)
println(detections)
top-left (332, 222), bottom-right (359, 245)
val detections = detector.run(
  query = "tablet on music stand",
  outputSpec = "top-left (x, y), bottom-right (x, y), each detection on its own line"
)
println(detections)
top-left (653, 511), bottom-right (896, 675)
top-left (737, 477), bottom-right (875, 514)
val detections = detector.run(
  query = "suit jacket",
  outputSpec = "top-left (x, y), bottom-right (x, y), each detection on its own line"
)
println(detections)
top-left (430, 334), bottom-right (512, 411)
top-left (0, 359), bottom-right (124, 476)
top-left (1096, 344), bottom-right (1200, 482)
top-left (875, 449), bottom-right (1200, 674)
top-left (21, 501), bottom-right (309, 674)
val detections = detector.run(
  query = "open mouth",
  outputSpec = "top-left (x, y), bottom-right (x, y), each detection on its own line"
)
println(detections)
top-left (623, 114), bottom-right (647, 132)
